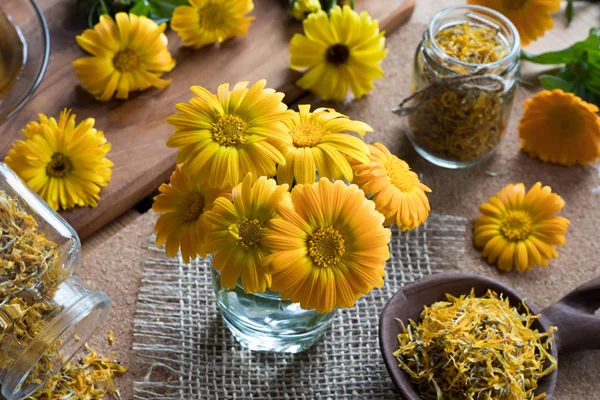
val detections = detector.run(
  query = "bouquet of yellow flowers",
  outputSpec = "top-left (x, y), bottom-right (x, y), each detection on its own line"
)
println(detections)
top-left (153, 79), bottom-right (431, 352)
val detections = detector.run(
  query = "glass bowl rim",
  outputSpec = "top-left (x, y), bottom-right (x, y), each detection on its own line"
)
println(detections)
top-left (1, 0), bottom-right (51, 122)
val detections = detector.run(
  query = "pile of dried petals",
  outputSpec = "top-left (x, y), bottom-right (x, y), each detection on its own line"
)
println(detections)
top-left (28, 345), bottom-right (126, 400)
top-left (394, 289), bottom-right (557, 400)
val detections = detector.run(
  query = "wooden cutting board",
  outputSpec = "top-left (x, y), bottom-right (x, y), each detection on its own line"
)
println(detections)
top-left (0, 0), bottom-right (415, 239)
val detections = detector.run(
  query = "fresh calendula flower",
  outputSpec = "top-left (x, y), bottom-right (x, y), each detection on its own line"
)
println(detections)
top-left (350, 143), bottom-right (431, 231)
top-left (263, 178), bottom-right (391, 313)
top-left (204, 174), bottom-right (291, 293)
top-left (277, 105), bottom-right (372, 186)
top-left (171, 0), bottom-right (255, 49)
top-left (474, 182), bottom-right (570, 273)
top-left (166, 80), bottom-right (294, 188)
top-left (290, 5), bottom-right (387, 102)
top-left (292, 0), bottom-right (322, 20)
top-left (73, 13), bottom-right (175, 101)
top-left (519, 89), bottom-right (600, 166)
top-left (467, 0), bottom-right (560, 46)
top-left (4, 109), bottom-right (113, 211)
top-left (153, 165), bottom-right (231, 263)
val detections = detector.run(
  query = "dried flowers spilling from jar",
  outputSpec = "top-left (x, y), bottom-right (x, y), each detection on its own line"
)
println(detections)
top-left (394, 289), bottom-right (557, 400)
top-left (4, 109), bottom-right (113, 211)
top-left (395, 6), bottom-right (520, 168)
top-left (0, 190), bottom-right (68, 386)
top-left (290, 5), bottom-right (387, 102)
top-left (29, 345), bottom-right (126, 399)
top-left (466, 0), bottom-right (560, 46)
top-left (474, 182), bottom-right (570, 272)
top-left (519, 90), bottom-right (600, 166)
top-left (155, 79), bottom-right (432, 315)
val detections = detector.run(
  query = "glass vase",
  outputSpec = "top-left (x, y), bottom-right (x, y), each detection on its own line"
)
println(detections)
top-left (211, 266), bottom-right (336, 353)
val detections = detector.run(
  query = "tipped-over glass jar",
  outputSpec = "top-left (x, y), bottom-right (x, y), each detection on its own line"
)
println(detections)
top-left (0, 163), bottom-right (111, 400)
top-left (395, 5), bottom-right (521, 169)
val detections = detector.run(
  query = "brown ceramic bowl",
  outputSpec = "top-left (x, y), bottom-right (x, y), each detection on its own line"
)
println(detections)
top-left (379, 272), bottom-right (600, 399)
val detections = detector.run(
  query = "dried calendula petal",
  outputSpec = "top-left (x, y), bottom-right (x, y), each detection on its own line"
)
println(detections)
top-left (394, 289), bottom-right (557, 400)
top-left (108, 329), bottom-right (114, 345)
top-left (28, 344), bottom-right (126, 400)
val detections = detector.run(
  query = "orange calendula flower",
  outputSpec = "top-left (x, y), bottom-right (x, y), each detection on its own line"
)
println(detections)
top-left (4, 109), bottom-right (113, 211)
top-left (171, 0), bottom-right (255, 49)
top-left (467, 0), bottom-right (561, 46)
top-left (350, 142), bottom-right (431, 230)
top-left (474, 182), bottom-right (570, 273)
top-left (73, 13), bottom-right (175, 101)
top-left (278, 105), bottom-right (372, 186)
top-left (519, 89), bottom-right (600, 166)
top-left (263, 178), bottom-right (391, 313)
top-left (204, 174), bottom-right (290, 293)
top-left (152, 165), bottom-right (231, 263)
top-left (166, 80), bottom-right (293, 189)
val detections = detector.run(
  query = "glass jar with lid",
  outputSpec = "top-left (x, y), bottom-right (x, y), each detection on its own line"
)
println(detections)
top-left (395, 5), bottom-right (521, 169)
top-left (0, 163), bottom-right (111, 400)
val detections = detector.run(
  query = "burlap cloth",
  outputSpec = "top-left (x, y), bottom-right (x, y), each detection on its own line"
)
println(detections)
top-left (80, 1), bottom-right (600, 399)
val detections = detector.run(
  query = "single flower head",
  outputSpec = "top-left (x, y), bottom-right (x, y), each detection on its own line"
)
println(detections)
top-left (73, 13), bottom-right (175, 101)
top-left (263, 178), bottom-right (391, 313)
top-left (171, 0), bottom-right (255, 49)
top-left (292, 0), bottom-right (322, 21)
top-left (203, 173), bottom-right (290, 293)
top-left (290, 5), bottom-right (387, 102)
top-left (467, 0), bottom-right (560, 46)
top-left (166, 80), bottom-right (294, 188)
top-left (152, 164), bottom-right (231, 263)
top-left (519, 89), bottom-right (600, 166)
top-left (4, 109), bottom-right (113, 211)
top-left (350, 143), bottom-right (431, 231)
top-left (277, 105), bottom-right (372, 186)
top-left (474, 182), bottom-right (570, 272)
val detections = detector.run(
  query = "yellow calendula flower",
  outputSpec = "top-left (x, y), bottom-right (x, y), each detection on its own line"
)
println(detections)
top-left (166, 80), bottom-right (293, 188)
top-left (4, 109), bottom-right (113, 211)
top-left (350, 142), bottom-right (431, 231)
top-left (153, 164), bottom-right (231, 264)
top-left (290, 5), bottom-right (387, 102)
top-left (474, 182), bottom-right (570, 273)
top-left (263, 178), bottom-right (391, 313)
top-left (204, 174), bottom-right (290, 293)
top-left (171, 0), bottom-right (255, 49)
top-left (277, 105), bottom-right (372, 186)
top-left (467, 0), bottom-right (560, 46)
top-left (292, 0), bottom-right (322, 20)
top-left (519, 89), bottom-right (600, 166)
top-left (73, 13), bottom-right (175, 101)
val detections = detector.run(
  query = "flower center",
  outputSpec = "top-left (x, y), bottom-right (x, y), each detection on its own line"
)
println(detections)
top-left (213, 114), bottom-right (247, 146)
top-left (198, 3), bottom-right (225, 30)
top-left (181, 193), bottom-right (205, 222)
top-left (500, 211), bottom-right (533, 241)
top-left (290, 121), bottom-right (325, 147)
top-left (387, 159), bottom-right (418, 192)
top-left (113, 49), bottom-right (139, 72)
top-left (46, 153), bottom-right (73, 178)
top-left (501, 0), bottom-right (528, 10)
top-left (238, 218), bottom-right (263, 248)
top-left (308, 226), bottom-right (345, 268)
top-left (326, 44), bottom-right (350, 66)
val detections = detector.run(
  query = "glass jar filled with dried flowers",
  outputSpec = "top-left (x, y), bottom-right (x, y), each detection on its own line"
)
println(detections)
top-left (0, 163), bottom-right (111, 400)
top-left (394, 5), bottom-right (520, 168)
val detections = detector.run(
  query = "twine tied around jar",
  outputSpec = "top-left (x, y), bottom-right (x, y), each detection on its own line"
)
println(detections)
top-left (392, 68), bottom-right (506, 117)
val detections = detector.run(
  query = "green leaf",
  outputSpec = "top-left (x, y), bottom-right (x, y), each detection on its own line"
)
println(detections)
top-left (130, 0), bottom-right (151, 16)
top-left (539, 75), bottom-right (574, 92)
top-left (566, 0), bottom-right (574, 26)
top-left (521, 30), bottom-right (600, 65)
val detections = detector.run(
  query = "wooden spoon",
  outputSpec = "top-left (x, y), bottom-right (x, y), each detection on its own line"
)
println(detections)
top-left (379, 272), bottom-right (600, 399)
